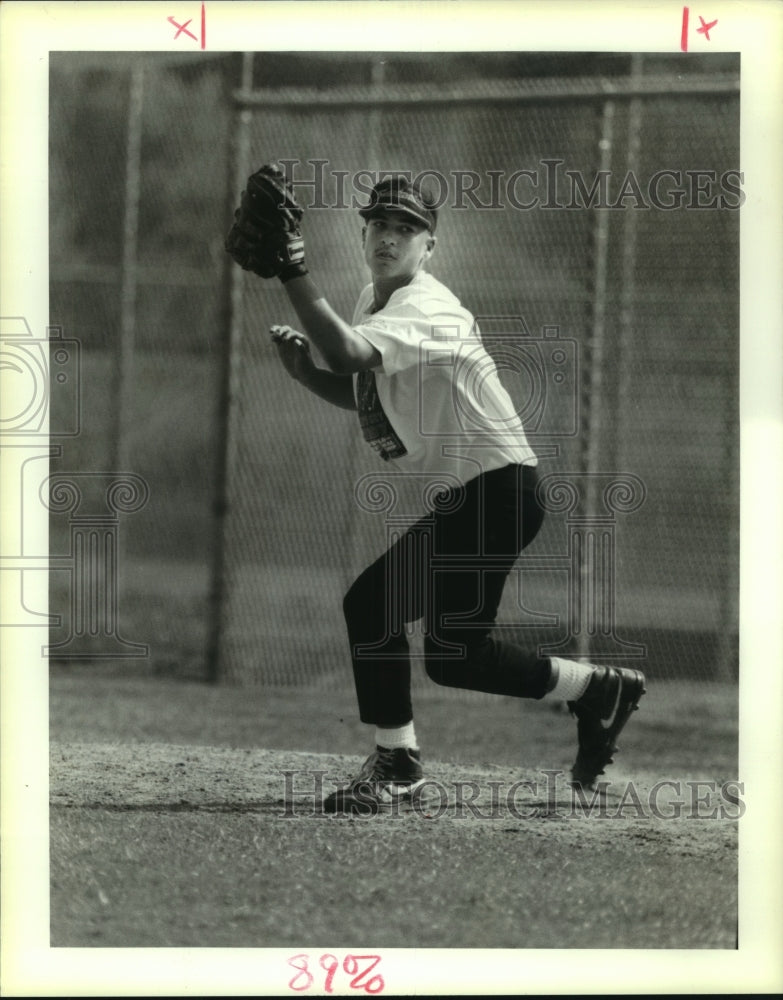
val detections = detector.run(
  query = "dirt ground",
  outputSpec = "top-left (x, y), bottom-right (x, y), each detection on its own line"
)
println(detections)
top-left (49, 671), bottom-right (739, 952)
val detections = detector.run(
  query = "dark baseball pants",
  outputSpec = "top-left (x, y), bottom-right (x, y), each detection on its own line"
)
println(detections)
top-left (343, 463), bottom-right (551, 726)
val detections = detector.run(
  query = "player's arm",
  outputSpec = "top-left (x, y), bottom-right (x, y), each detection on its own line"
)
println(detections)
top-left (304, 369), bottom-right (357, 410)
top-left (224, 163), bottom-right (379, 374)
top-left (282, 276), bottom-right (381, 375)
top-left (271, 325), bottom-right (356, 410)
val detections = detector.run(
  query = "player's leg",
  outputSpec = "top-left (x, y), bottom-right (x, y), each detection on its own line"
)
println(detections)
top-left (326, 523), bottom-right (430, 813)
top-left (342, 519), bottom-right (435, 726)
top-left (422, 463), bottom-right (550, 697)
top-left (421, 463), bottom-right (646, 789)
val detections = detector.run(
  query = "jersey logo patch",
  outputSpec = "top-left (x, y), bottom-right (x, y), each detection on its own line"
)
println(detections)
top-left (356, 369), bottom-right (408, 461)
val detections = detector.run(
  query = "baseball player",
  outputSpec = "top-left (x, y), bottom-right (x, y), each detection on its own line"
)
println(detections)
top-left (225, 167), bottom-right (646, 814)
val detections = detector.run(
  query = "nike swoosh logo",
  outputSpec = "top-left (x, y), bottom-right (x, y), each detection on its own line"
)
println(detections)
top-left (598, 681), bottom-right (623, 729)
top-left (378, 780), bottom-right (425, 800)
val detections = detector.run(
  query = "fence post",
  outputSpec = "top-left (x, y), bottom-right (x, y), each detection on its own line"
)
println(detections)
top-left (206, 52), bottom-right (255, 683)
top-left (716, 382), bottom-right (740, 681)
top-left (534, 473), bottom-right (647, 660)
top-left (579, 97), bottom-right (615, 661)
top-left (112, 61), bottom-right (144, 473)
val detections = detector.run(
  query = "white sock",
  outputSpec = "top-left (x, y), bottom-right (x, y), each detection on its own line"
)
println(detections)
top-left (548, 657), bottom-right (594, 701)
top-left (375, 721), bottom-right (418, 750)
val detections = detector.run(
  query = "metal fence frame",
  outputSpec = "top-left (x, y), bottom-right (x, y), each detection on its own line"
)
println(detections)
top-left (206, 57), bottom-right (740, 685)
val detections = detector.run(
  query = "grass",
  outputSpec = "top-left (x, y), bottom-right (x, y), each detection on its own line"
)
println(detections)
top-left (46, 539), bottom-right (739, 956)
top-left (49, 668), bottom-right (739, 950)
top-left (50, 792), bottom-right (737, 949)
top-left (49, 667), bottom-right (737, 777)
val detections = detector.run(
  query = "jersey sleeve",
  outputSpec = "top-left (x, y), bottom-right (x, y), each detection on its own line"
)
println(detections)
top-left (353, 292), bottom-right (474, 377)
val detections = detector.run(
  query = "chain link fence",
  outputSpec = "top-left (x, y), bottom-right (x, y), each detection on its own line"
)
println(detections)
top-left (48, 52), bottom-right (739, 689)
top-left (49, 52), bottom-right (240, 671)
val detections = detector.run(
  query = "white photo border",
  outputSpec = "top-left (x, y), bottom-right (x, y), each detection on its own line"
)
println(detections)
top-left (1, 0), bottom-right (781, 995)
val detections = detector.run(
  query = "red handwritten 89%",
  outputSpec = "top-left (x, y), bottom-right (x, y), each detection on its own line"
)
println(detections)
top-left (288, 953), bottom-right (384, 994)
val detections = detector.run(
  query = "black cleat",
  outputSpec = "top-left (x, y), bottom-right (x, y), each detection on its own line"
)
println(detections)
top-left (323, 746), bottom-right (424, 816)
top-left (568, 666), bottom-right (646, 790)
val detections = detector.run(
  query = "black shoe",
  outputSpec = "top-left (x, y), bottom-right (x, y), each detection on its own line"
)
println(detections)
top-left (568, 666), bottom-right (646, 790)
top-left (323, 746), bottom-right (424, 816)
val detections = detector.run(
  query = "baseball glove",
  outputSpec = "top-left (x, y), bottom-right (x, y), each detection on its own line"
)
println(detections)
top-left (224, 163), bottom-right (308, 282)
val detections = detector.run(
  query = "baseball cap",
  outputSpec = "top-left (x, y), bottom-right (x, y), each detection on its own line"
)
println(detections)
top-left (358, 175), bottom-right (438, 233)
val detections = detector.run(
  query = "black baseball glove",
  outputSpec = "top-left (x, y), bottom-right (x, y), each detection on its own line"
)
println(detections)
top-left (224, 163), bottom-right (308, 282)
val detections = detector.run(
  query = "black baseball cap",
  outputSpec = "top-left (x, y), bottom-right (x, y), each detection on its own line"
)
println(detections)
top-left (358, 175), bottom-right (438, 233)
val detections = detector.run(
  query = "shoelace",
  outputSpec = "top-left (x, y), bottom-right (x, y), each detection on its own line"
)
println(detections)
top-left (357, 747), bottom-right (397, 782)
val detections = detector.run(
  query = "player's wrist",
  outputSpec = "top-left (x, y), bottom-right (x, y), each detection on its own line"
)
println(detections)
top-left (278, 262), bottom-right (309, 283)
top-left (292, 362), bottom-right (313, 385)
top-left (276, 232), bottom-right (308, 283)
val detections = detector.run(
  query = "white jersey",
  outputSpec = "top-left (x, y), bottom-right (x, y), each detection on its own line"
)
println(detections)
top-left (351, 271), bottom-right (537, 488)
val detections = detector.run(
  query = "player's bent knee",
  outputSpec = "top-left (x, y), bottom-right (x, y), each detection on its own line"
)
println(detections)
top-left (343, 576), bottom-right (377, 628)
top-left (423, 660), bottom-right (456, 687)
top-left (423, 638), bottom-right (468, 688)
top-left (342, 582), bottom-right (361, 624)
top-left (423, 633), bottom-right (493, 687)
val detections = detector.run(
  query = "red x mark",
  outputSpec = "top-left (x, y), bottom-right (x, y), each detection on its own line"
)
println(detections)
top-left (696, 15), bottom-right (718, 40)
top-left (680, 7), bottom-right (718, 51)
top-left (168, 16), bottom-right (198, 42)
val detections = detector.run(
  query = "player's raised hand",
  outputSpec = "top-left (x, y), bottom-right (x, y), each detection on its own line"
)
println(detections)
top-left (270, 325), bottom-right (317, 384)
top-left (225, 163), bottom-right (308, 282)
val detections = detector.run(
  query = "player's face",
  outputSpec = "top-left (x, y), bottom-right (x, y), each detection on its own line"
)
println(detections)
top-left (362, 210), bottom-right (435, 281)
